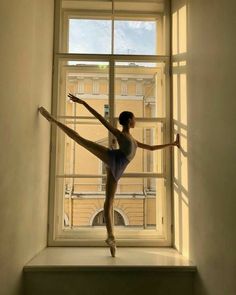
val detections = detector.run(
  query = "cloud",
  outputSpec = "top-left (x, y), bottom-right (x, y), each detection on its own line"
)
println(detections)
top-left (114, 21), bottom-right (156, 54)
top-left (69, 19), bottom-right (156, 55)
top-left (127, 21), bottom-right (155, 31)
top-left (69, 19), bottom-right (111, 54)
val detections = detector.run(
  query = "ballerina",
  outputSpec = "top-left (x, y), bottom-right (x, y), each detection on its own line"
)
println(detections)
top-left (39, 93), bottom-right (180, 257)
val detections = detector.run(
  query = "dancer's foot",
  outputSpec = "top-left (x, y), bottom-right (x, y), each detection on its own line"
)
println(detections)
top-left (110, 243), bottom-right (116, 257)
top-left (105, 237), bottom-right (116, 257)
top-left (105, 236), bottom-right (115, 245)
top-left (38, 106), bottom-right (55, 123)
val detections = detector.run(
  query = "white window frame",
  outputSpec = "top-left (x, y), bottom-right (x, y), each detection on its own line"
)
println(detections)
top-left (48, 0), bottom-right (172, 247)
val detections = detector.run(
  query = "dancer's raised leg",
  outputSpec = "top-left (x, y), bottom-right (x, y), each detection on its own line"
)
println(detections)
top-left (39, 106), bottom-right (118, 256)
top-left (39, 107), bottom-right (110, 165)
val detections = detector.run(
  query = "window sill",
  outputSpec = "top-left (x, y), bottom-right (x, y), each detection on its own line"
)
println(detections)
top-left (24, 247), bottom-right (196, 272)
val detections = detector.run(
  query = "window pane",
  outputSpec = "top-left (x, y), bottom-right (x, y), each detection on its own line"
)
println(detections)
top-left (69, 19), bottom-right (112, 54)
top-left (114, 61), bottom-right (166, 118)
top-left (57, 121), bottom-right (109, 175)
top-left (62, 177), bottom-right (161, 229)
top-left (114, 20), bottom-right (156, 55)
top-left (57, 60), bottom-right (109, 117)
top-left (58, 120), bottom-right (164, 176)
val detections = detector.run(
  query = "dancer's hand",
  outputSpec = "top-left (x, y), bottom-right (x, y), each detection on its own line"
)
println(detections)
top-left (68, 93), bottom-right (84, 104)
top-left (173, 134), bottom-right (180, 148)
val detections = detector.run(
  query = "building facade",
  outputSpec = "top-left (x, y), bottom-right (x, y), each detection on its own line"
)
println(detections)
top-left (62, 62), bottom-right (163, 229)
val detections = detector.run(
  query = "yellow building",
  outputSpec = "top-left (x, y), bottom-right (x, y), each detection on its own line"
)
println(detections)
top-left (62, 63), bottom-right (162, 229)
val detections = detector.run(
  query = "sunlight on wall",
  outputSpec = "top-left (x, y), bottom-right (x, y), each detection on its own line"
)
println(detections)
top-left (178, 6), bottom-right (187, 54)
top-left (180, 74), bottom-right (187, 125)
top-left (172, 1), bottom-right (189, 257)
top-left (172, 5), bottom-right (187, 55)
top-left (172, 12), bottom-right (178, 55)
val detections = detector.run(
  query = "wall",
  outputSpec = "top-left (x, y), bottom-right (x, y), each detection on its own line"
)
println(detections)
top-left (0, 0), bottom-right (54, 294)
top-left (172, 0), bottom-right (236, 294)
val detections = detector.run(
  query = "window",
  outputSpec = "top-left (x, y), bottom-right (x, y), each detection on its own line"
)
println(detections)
top-left (121, 79), bottom-right (128, 96)
top-left (92, 78), bottom-right (99, 95)
top-left (92, 210), bottom-right (125, 226)
top-left (136, 79), bottom-right (143, 96)
top-left (114, 20), bottom-right (156, 55)
top-left (77, 78), bottom-right (84, 94)
top-left (69, 19), bottom-right (112, 54)
top-left (49, 0), bottom-right (171, 246)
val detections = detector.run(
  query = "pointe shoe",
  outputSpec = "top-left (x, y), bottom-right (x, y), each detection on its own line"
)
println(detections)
top-left (109, 244), bottom-right (116, 257)
top-left (105, 237), bottom-right (117, 257)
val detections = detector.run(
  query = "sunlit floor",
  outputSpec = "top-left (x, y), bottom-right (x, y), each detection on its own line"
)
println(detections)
top-left (25, 247), bottom-right (195, 271)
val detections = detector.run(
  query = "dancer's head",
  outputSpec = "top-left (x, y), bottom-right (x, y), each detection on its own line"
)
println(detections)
top-left (119, 111), bottom-right (135, 128)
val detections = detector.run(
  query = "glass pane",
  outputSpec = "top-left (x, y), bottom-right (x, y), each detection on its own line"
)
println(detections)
top-left (61, 177), bottom-right (160, 229)
top-left (59, 121), bottom-right (164, 176)
top-left (57, 121), bottom-right (109, 175)
top-left (68, 19), bottom-right (112, 54)
top-left (114, 20), bottom-right (157, 55)
top-left (114, 61), bottom-right (166, 118)
top-left (62, 177), bottom-right (105, 228)
top-left (57, 120), bottom-right (164, 177)
top-left (57, 60), bottom-right (109, 117)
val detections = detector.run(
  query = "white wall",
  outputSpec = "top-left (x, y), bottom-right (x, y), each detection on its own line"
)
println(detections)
top-left (172, 0), bottom-right (236, 294)
top-left (0, 1), bottom-right (54, 294)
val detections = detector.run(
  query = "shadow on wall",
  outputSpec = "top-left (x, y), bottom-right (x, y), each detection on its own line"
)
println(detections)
top-left (172, 1), bottom-right (189, 258)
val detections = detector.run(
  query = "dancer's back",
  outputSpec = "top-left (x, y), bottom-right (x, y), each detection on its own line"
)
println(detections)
top-left (116, 132), bottom-right (138, 162)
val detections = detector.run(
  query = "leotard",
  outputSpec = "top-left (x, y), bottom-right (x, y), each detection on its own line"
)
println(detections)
top-left (107, 132), bottom-right (138, 181)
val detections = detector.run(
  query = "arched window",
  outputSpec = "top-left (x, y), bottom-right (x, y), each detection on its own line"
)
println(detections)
top-left (92, 210), bottom-right (125, 226)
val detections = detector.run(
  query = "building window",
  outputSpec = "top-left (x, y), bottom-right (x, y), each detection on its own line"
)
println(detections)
top-left (77, 78), bottom-right (84, 94)
top-left (49, 0), bottom-right (171, 246)
top-left (121, 79), bottom-right (128, 96)
top-left (136, 79), bottom-right (143, 96)
top-left (92, 210), bottom-right (125, 226)
top-left (104, 104), bottom-right (109, 118)
top-left (93, 78), bottom-right (99, 95)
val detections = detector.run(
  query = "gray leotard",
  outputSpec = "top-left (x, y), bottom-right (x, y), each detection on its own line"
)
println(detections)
top-left (117, 132), bottom-right (138, 161)
top-left (107, 132), bottom-right (138, 181)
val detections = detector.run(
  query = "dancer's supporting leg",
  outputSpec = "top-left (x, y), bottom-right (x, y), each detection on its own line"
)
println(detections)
top-left (104, 168), bottom-right (118, 257)
top-left (39, 107), bottom-right (110, 165)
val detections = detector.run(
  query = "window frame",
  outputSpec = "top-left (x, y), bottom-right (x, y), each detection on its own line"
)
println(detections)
top-left (48, 0), bottom-right (172, 247)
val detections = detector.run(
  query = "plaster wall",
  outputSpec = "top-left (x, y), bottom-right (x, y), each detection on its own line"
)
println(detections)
top-left (0, 1), bottom-right (54, 294)
top-left (172, 0), bottom-right (236, 294)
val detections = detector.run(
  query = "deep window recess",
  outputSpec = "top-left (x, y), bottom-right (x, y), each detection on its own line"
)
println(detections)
top-left (49, 0), bottom-right (171, 246)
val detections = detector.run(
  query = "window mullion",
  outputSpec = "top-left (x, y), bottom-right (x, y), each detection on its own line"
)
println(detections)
top-left (111, 0), bottom-right (114, 54)
top-left (55, 53), bottom-right (169, 62)
top-left (56, 173), bottom-right (165, 178)
top-left (109, 58), bottom-right (115, 148)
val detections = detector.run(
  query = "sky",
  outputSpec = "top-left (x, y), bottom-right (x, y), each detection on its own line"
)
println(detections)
top-left (69, 19), bottom-right (157, 55)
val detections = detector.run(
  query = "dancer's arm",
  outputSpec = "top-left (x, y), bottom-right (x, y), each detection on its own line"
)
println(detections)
top-left (136, 134), bottom-right (180, 151)
top-left (68, 93), bottom-right (121, 137)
